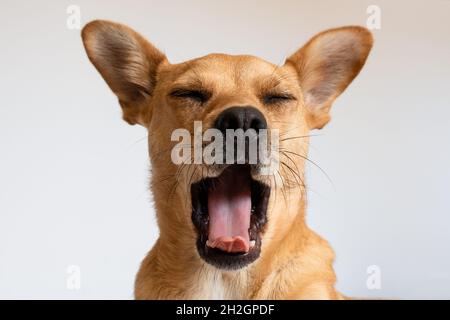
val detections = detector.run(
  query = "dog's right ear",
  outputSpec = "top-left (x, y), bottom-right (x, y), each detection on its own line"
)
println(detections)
top-left (81, 20), bottom-right (167, 126)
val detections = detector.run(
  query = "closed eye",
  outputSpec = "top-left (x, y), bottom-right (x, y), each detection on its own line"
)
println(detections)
top-left (262, 93), bottom-right (296, 105)
top-left (169, 88), bottom-right (210, 104)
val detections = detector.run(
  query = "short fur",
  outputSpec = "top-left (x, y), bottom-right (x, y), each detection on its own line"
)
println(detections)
top-left (82, 20), bottom-right (373, 299)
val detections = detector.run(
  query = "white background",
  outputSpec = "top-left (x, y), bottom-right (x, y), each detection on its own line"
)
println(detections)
top-left (0, 0), bottom-right (449, 299)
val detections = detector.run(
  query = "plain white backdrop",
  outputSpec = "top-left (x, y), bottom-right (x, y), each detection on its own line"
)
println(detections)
top-left (0, 0), bottom-right (449, 299)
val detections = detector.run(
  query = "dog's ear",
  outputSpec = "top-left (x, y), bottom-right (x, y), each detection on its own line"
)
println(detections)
top-left (286, 26), bottom-right (373, 129)
top-left (81, 20), bottom-right (167, 126)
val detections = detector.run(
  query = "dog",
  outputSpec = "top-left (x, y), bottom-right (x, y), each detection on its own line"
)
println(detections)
top-left (82, 20), bottom-right (372, 299)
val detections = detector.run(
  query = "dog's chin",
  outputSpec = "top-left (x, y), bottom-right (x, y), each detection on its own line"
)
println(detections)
top-left (191, 164), bottom-right (270, 271)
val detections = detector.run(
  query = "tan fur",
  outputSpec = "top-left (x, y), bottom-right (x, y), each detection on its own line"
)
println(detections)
top-left (82, 20), bottom-right (373, 300)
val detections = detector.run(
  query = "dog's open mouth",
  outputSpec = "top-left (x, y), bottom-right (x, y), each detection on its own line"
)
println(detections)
top-left (191, 164), bottom-right (270, 270)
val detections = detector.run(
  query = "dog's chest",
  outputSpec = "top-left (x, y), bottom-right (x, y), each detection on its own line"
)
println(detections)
top-left (208, 277), bottom-right (226, 300)
top-left (197, 271), bottom-right (243, 300)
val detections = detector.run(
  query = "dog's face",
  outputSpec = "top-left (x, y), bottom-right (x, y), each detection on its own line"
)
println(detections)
top-left (82, 21), bottom-right (372, 270)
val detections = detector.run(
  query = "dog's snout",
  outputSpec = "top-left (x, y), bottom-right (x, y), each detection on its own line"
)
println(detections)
top-left (214, 106), bottom-right (267, 132)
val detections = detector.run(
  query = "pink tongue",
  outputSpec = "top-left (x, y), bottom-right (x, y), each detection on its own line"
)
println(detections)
top-left (207, 167), bottom-right (251, 253)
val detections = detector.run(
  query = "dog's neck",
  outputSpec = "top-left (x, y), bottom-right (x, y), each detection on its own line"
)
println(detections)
top-left (143, 184), bottom-right (313, 299)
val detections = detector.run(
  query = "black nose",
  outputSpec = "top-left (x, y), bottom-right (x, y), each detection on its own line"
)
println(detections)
top-left (214, 106), bottom-right (267, 132)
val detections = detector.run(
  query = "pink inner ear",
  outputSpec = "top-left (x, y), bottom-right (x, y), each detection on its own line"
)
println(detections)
top-left (82, 20), bottom-right (167, 126)
top-left (286, 27), bottom-right (373, 126)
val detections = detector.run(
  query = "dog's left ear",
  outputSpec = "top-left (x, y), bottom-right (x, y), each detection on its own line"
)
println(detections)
top-left (82, 20), bottom-right (167, 126)
top-left (286, 26), bottom-right (373, 129)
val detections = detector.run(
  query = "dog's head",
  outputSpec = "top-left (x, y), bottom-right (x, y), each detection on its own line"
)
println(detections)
top-left (82, 20), bottom-right (372, 270)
